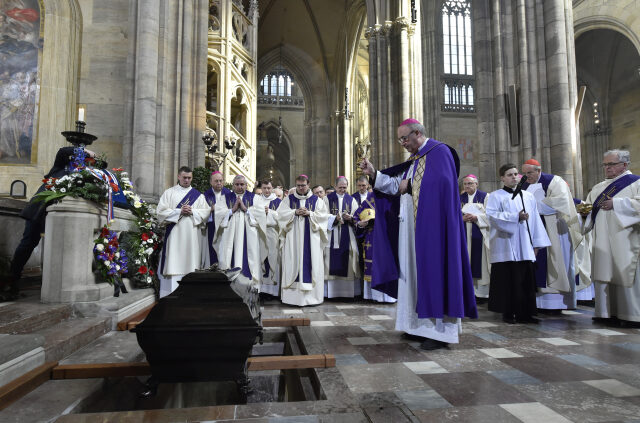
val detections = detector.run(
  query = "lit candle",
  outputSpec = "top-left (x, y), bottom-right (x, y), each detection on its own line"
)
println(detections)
top-left (78, 107), bottom-right (85, 122)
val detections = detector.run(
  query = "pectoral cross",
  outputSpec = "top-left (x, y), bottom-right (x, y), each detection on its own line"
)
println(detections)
top-left (596, 186), bottom-right (617, 207)
top-left (363, 241), bottom-right (372, 249)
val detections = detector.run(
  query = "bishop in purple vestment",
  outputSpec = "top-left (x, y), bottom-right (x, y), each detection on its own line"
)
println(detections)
top-left (360, 119), bottom-right (477, 350)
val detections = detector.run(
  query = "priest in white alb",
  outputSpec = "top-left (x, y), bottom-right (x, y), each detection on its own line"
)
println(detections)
top-left (324, 176), bottom-right (361, 298)
top-left (215, 175), bottom-right (267, 289)
top-left (157, 166), bottom-right (210, 298)
top-left (580, 149), bottom-right (640, 326)
top-left (276, 175), bottom-right (329, 306)
top-left (460, 174), bottom-right (491, 301)
top-left (256, 180), bottom-right (282, 297)
top-left (202, 170), bottom-right (231, 267)
top-left (522, 158), bottom-right (583, 311)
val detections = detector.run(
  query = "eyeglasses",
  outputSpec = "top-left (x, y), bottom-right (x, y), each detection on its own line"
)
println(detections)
top-left (601, 162), bottom-right (625, 168)
top-left (397, 131), bottom-right (415, 144)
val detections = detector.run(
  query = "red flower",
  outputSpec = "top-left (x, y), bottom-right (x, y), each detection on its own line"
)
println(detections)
top-left (152, 244), bottom-right (157, 250)
top-left (100, 227), bottom-right (110, 237)
top-left (141, 233), bottom-right (150, 241)
top-left (112, 168), bottom-right (124, 172)
top-left (85, 157), bottom-right (96, 165)
top-left (138, 266), bottom-right (148, 274)
top-left (149, 269), bottom-right (154, 276)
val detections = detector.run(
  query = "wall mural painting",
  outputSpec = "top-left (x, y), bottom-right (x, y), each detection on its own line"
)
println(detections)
top-left (457, 138), bottom-right (473, 161)
top-left (0, 0), bottom-right (42, 165)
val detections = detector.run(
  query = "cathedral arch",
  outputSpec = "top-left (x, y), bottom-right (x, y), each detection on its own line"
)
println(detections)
top-left (574, 17), bottom-right (640, 56)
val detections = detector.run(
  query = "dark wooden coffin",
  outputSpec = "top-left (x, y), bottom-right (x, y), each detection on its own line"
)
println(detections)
top-left (132, 270), bottom-right (261, 385)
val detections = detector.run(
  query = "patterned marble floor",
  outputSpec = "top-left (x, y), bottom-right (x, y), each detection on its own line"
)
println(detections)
top-left (38, 299), bottom-right (640, 422)
top-left (254, 299), bottom-right (640, 423)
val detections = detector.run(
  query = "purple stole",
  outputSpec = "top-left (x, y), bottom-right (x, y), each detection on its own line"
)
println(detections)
top-left (371, 139), bottom-right (477, 319)
top-left (263, 197), bottom-right (282, 277)
top-left (288, 193), bottom-right (319, 284)
top-left (160, 188), bottom-right (202, 275)
top-left (461, 190), bottom-right (487, 279)
top-left (224, 191), bottom-right (256, 279)
top-left (327, 192), bottom-right (355, 277)
top-left (354, 192), bottom-right (375, 282)
top-left (352, 191), bottom-right (368, 207)
top-left (203, 187), bottom-right (231, 265)
top-left (591, 174), bottom-right (640, 223)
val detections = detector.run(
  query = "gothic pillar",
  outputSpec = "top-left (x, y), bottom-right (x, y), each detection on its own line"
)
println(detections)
top-left (543, 0), bottom-right (575, 188)
top-left (129, 0), bottom-right (160, 196)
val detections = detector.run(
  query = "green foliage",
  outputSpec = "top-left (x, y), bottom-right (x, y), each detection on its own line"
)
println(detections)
top-left (192, 166), bottom-right (211, 193)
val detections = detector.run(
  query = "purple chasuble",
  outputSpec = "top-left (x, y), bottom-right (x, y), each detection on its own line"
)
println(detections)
top-left (327, 192), bottom-right (355, 277)
top-left (288, 194), bottom-right (319, 284)
top-left (461, 190), bottom-right (487, 279)
top-left (203, 187), bottom-right (231, 264)
top-left (354, 192), bottom-right (376, 282)
top-left (371, 139), bottom-right (477, 319)
top-left (160, 188), bottom-right (203, 275)
top-left (224, 190), bottom-right (256, 279)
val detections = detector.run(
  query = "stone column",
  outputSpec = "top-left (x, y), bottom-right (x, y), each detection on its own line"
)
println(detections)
top-left (129, 0), bottom-right (160, 196)
top-left (473, 0), bottom-right (497, 190)
top-left (543, 0), bottom-right (575, 188)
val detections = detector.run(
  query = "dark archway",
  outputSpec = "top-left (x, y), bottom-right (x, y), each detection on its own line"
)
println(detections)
top-left (576, 29), bottom-right (640, 193)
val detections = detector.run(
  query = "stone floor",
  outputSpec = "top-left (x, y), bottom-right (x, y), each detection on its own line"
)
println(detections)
top-left (3, 299), bottom-right (640, 422)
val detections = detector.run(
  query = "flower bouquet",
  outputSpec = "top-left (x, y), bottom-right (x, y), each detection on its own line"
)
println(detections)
top-left (93, 225), bottom-right (129, 296)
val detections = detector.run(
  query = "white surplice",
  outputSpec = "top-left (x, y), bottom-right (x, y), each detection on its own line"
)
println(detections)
top-left (276, 191), bottom-right (329, 306)
top-left (216, 192), bottom-right (267, 289)
top-left (324, 194), bottom-right (361, 298)
top-left (575, 207), bottom-right (594, 301)
top-left (486, 189), bottom-right (551, 263)
top-left (462, 192), bottom-right (492, 298)
top-left (257, 194), bottom-right (282, 296)
top-left (156, 185), bottom-right (210, 298)
top-left (584, 171), bottom-right (640, 322)
top-left (527, 175), bottom-right (583, 309)
top-left (374, 154), bottom-right (461, 344)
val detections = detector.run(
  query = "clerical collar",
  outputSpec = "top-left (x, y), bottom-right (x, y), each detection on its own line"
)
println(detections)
top-left (606, 170), bottom-right (631, 181)
top-left (263, 193), bottom-right (276, 201)
top-left (359, 191), bottom-right (368, 196)
top-left (502, 186), bottom-right (515, 193)
top-left (337, 193), bottom-right (344, 198)
top-left (293, 190), bottom-right (312, 199)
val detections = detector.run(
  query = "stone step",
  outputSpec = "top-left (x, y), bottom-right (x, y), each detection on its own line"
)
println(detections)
top-left (34, 316), bottom-right (111, 363)
top-left (0, 301), bottom-right (73, 335)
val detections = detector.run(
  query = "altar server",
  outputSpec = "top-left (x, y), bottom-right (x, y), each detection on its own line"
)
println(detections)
top-left (486, 164), bottom-right (551, 323)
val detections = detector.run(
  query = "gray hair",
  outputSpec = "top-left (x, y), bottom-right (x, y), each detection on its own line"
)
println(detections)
top-left (404, 122), bottom-right (426, 136)
top-left (335, 176), bottom-right (348, 185)
top-left (233, 174), bottom-right (246, 183)
top-left (604, 149), bottom-right (630, 164)
top-left (356, 175), bottom-right (369, 184)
